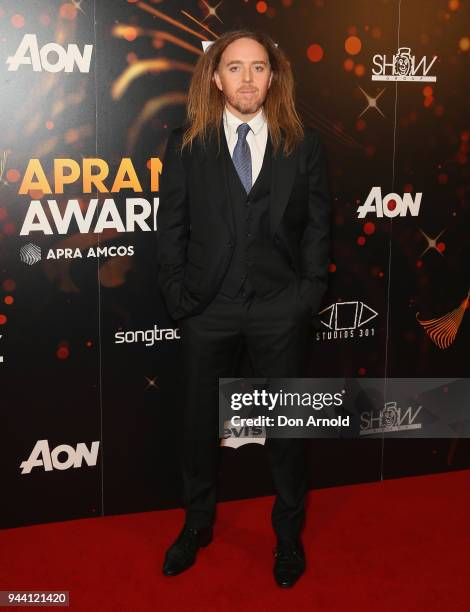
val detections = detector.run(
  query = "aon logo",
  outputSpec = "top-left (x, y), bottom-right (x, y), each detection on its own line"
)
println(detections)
top-left (20, 439), bottom-right (100, 474)
top-left (7, 34), bottom-right (93, 73)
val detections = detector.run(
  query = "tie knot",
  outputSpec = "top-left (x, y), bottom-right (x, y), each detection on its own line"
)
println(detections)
top-left (237, 123), bottom-right (251, 140)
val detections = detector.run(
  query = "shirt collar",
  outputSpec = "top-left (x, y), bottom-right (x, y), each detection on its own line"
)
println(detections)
top-left (223, 105), bottom-right (266, 137)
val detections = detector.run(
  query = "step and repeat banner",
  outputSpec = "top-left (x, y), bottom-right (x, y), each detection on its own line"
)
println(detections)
top-left (1, 0), bottom-right (469, 529)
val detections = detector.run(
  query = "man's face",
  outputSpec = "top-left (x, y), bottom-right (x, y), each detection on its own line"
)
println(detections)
top-left (213, 37), bottom-right (273, 118)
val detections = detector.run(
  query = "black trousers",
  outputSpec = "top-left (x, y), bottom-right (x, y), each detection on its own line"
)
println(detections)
top-left (176, 278), bottom-right (312, 543)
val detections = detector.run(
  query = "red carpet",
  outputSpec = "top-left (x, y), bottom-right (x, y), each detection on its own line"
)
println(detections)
top-left (1, 470), bottom-right (469, 611)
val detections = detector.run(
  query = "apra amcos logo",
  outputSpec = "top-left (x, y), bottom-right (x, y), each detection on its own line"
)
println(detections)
top-left (20, 439), bottom-right (100, 474)
top-left (372, 47), bottom-right (437, 82)
top-left (6, 34), bottom-right (93, 73)
top-left (357, 187), bottom-right (422, 218)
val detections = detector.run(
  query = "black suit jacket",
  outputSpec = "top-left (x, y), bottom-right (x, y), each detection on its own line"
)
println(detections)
top-left (156, 120), bottom-right (332, 322)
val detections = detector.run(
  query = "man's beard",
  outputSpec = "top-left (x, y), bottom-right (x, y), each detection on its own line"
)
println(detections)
top-left (227, 92), bottom-right (264, 116)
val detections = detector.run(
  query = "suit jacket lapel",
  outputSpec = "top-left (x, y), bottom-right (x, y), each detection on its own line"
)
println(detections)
top-left (269, 132), bottom-right (299, 238)
top-left (196, 121), bottom-right (235, 237)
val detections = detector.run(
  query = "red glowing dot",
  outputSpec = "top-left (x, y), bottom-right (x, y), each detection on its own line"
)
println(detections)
top-left (423, 85), bottom-right (433, 97)
top-left (59, 3), bottom-right (77, 20)
top-left (386, 199), bottom-right (397, 211)
top-left (0, 314), bottom-right (7, 325)
top-left (345, 35), bottom-right (362, 55)
top-left (57, 346), bottom-right (69, 360)
top-left (11, 14), bottom-right (25, 28)
top-left (363, 221), bottom-right (375, 235)
top-left (378, 271), bottom-right (384, 278)
top-left (371, 27), bottom-right (381, 39)
top-left (403, 183), bottom-right (413, 193)
top-left (6, 169), bottom-right (20, 182)
top-left (437, 242), bottom-right (446, 252)
top-left (354, 63), bottom-right (365, 76)
top-left (256, 1), bottom-right (268, 13)
top-left (328, 263), bottom-right (336, 273)
top-left (416, 260), bottom-right (423, 269)
top-left (357, 236), bottom-right (366, 246)
top-left (46, 120), bottom-right (54, 130)
top-left (438, 173), bottom-right (448, 184)
top-left (3, 280), bottom-right (16, 292)
top-left (424, 96), bottom-right (434, 108)
top-left (85, 340), bottom-right (93, 348)
top-left (343, 58), bottom-right (354, 71)
top-left (358, 367), bottom-right (366, 376)
top-left (4, 296), bottom-right (14, 305)
top-left (307, 44), bottom-right (324, 63)
top-left (356, 118), bottom-right (366, 131)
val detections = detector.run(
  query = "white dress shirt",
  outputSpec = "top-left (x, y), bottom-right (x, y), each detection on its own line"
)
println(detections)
top-left (222, 105), bottom-right (268, 185)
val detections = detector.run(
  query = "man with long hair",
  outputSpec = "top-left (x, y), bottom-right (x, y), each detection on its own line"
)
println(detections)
top-left (157, 29), bottom-right (331, 587)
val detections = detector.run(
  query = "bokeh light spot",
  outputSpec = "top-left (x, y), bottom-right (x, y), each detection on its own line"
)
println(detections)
top-left (11, 14), bottom-right (25, 28)
top-left (59, 3), bottom-right (77, 20)
top-left (307, 44), bottom-right (324, 63)
top-left (345, 35), bottom-right (362, 55)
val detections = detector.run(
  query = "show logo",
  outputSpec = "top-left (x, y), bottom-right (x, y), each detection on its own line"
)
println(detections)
top-left (357, 187), bottom-right (422, 218)
top-left (20, 439), bottom-right (100, 474)
top-left (316, 301), bottom-right (378, 341)
top-left (360, 401), bottom-right (422, 435)
top-left (372, 47), bottom-right (437, 82)
top-left (6, 34), bottom-right (93, 73)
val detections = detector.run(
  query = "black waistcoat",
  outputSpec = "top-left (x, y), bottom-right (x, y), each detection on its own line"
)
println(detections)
top-left (218, 128), bottom-right (293, 297)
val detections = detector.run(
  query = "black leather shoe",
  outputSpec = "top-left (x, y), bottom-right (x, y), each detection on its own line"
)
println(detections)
top-left (162, 525), bottom-right (213, 576)
top-left (273, 541), bottom-right (306, 588)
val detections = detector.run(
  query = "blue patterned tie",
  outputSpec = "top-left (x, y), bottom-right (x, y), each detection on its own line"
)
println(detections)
top-left (232, 123), bottom-right (252, 193)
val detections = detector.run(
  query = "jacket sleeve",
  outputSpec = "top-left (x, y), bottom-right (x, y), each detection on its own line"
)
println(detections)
top-left (298, 129), bottom-right (332, 315)
top-left (156, 128), bottom-right (189, 318)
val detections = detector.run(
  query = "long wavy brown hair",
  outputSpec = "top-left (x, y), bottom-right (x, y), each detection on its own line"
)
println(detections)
top-left (180, 29), bottom-right (304, 157)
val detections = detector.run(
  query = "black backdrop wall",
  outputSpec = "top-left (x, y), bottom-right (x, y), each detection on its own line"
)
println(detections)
top-left (1, 0), bottom-right (469, 530)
